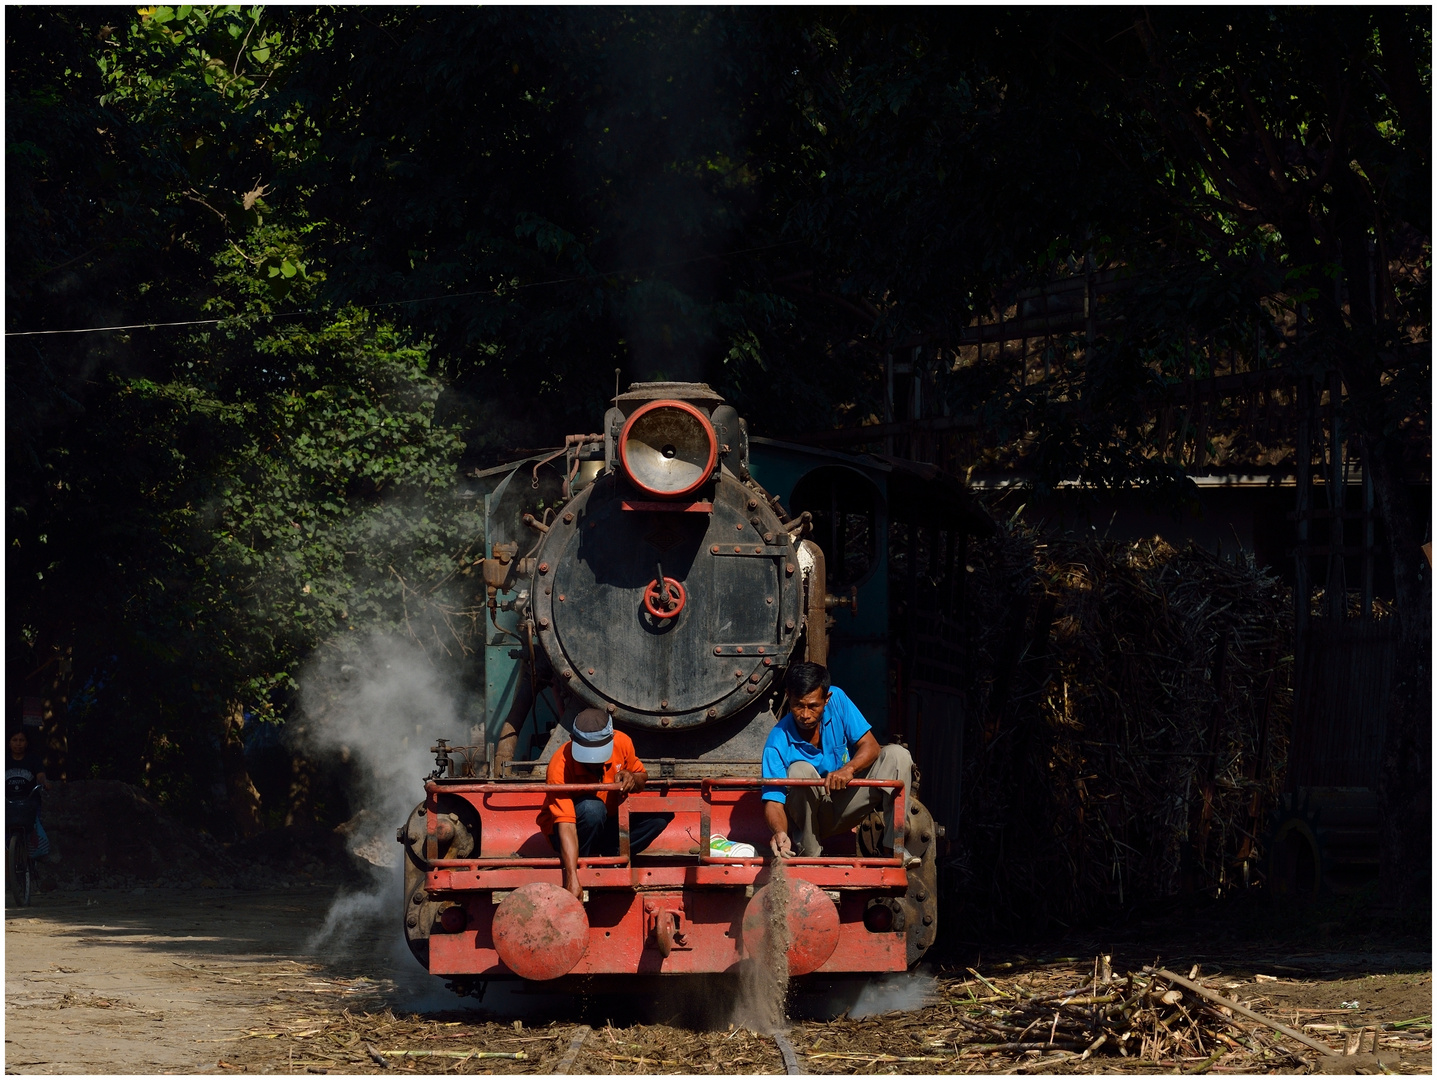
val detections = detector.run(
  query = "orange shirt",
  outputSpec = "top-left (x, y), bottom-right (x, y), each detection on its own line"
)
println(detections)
top-left (538, 730), bottom-right (645, 832)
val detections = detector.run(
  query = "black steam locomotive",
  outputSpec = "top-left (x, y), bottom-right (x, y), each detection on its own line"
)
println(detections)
top-left (398, 382), bottom-right (982, 984)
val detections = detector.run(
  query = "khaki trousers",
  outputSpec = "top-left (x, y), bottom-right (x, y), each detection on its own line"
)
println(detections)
top-left (783, 743), bottom-right (913, 857)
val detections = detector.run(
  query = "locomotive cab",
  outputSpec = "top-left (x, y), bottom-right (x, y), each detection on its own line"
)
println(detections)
top-left (399, 383), bottom-right (940, 989)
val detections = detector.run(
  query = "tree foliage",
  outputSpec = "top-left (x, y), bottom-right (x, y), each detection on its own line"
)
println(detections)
top-left (8, 7), bottom-right (476, 831)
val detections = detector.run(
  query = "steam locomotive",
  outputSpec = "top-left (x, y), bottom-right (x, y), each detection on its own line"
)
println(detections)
top-left (398, 381), bottom-right (962, 988)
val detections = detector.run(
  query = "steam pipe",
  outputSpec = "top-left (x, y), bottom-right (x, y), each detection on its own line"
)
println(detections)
top-left (800, 539), bottom-right (828, 665)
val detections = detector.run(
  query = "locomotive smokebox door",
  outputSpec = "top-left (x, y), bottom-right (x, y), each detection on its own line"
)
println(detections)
top-left (531, 382), bottom-right (801, 729)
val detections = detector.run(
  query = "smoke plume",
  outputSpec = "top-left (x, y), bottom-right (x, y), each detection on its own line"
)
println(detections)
top-left (295, 632), bottom-right (475, 1007)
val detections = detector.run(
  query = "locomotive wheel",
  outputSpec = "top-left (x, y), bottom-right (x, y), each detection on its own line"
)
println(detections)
top-left (400, 803), bottom-right (434, 967)
top-left (856, 796), bottom-right (939, 967)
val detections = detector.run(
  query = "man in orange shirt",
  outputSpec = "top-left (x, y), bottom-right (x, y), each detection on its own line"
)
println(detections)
top-left (540, 709), bottom-right (674, 898)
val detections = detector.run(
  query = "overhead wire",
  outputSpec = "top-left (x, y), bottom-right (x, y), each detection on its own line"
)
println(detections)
top-left (4, 238), bottom-right (803, 338)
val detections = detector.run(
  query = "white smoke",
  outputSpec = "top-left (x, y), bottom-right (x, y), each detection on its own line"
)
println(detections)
top-left (845, 969), bottom-right (939, 1017)
top-left (297, 632), bottom-right (464, 833)
top-left (307, 876), bottom-right (391, 951)
top-left (295, 632), bottom-right (474, 1005)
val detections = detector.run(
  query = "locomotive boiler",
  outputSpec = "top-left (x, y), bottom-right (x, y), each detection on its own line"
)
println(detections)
top-left (398, 382), bottom-right (940, 988)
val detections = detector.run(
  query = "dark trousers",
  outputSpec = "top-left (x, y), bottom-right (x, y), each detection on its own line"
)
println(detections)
top-left (548, 797), bottom-right (673, 857)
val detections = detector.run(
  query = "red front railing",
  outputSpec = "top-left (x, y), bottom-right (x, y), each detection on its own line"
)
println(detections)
top-left (421, 776), bottom-right (906, 876)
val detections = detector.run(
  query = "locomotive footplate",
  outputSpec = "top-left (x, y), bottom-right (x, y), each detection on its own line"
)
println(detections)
top-left (412, 777), bottom-right (918, 979)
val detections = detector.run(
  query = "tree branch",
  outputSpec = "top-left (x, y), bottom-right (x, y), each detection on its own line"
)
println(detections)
top-left (1237, 79), bottom-right (1288, 195)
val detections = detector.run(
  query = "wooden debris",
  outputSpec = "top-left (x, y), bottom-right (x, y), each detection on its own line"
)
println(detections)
top-left (1145, 966), bottom-right (1341, 1056)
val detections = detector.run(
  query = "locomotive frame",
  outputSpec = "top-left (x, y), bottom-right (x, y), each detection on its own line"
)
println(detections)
top-left (399, 381), bottom-right (992, 988)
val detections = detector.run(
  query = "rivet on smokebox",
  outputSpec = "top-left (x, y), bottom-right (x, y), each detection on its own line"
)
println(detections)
top-left (749, 674), bottom-right (761, 683)
top-left (661, 699), bottom-right (669, 709)
top-left (660, 716), bottom-right (672, 727)
top-left (711, 545), bottom-right (720, 554)
top-left (746, 685), bottom-right (758, 694)
top-left (747, 498), bottom-right (758, 509)
top-left (707, 708), bottom-right (718, 719)
top-left (764, 533), bottom-right (774, 543)
top-left (733, 545), bottom-right (741, 553)
top-left (786, 564), bottom-right (795, 574)
top-left (563, 512), bottom-right (574, 524)
top-left (562, 670), bottom-right (573, 680)
top-left (539, 617), bottom-right (550, 628)
top-left (735, 523), bottom-right (744, 531)
top-left (763, 658), bottom-right (773, 667)
top-left (785, 619), bottom-right (795, 630)
top-left (714, 646), bottom-right (722, 655)
top-left (406, 915), bottom-right (418, 928)
top-left (733, 670), bottom-right (743, 678)
top-left (765, 596), bottom-right (773, 605)
top-left (588, 667), bottom-right (595, 675)
top-left (558, 594), bottom-right (566, 602)
top-left (606, 704), bottom-right (616, 714)
top-left (538, 562), bottom-right (549, 574)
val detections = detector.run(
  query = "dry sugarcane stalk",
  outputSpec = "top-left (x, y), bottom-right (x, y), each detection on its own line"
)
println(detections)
top-left (967, 1041), bottom-right (1089, 1054)
top-left (1144, 967), bottom-right (1341, 1056)
top-left (960, 528), bottom-right (1292, 931)
top-left (378, 1049), bottom-right (526, 1059)
top-left (1182, 1047), bottom-right (1228, 1074)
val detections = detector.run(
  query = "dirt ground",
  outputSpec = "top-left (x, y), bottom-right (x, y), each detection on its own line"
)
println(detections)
top-left (5, 880), bottom-right (1431, 1075)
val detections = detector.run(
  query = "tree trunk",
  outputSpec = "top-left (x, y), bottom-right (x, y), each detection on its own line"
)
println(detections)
top-left (1338, 346), bottom-right (1431, 910)
top-left (221, 700), bottom-right (264, 840)
top-left (1368, 433), bottom-right (1432, 910)
top-left (284, 752), bottom-right (318, 827)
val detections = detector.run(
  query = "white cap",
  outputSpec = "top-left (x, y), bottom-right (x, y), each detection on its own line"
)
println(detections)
top-left (570, 708), bottom-right (614, 764)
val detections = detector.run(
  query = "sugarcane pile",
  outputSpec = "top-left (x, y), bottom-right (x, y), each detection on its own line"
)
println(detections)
top-left (953, 525), bottom-right (1293, 931)
top-left (951, 959), bottom-right (1323, 1070)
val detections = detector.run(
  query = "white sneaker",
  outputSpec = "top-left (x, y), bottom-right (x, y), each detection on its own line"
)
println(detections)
top-left (709, 835), bottom-right (756, 858)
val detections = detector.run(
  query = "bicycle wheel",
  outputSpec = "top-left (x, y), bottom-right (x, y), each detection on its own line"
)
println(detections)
top-left (18, 838), bottom-right (33, 907)
top-left (6, 833), bottom-right (21, 906)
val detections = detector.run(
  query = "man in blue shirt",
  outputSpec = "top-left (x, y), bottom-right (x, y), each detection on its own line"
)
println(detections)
top-left (761, 662), bottom-right (913, 860)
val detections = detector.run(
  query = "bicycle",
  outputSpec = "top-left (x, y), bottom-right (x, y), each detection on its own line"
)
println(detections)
top-left (6, 784), bottom-right (42, 907)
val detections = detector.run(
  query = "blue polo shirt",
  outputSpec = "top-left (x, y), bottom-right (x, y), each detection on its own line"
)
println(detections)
top-left (761, 687), bottom-right (872, 804)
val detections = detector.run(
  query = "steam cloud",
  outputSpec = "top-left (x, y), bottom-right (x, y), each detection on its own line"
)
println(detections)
top-left (295, 632), bottom-right (475, 1007)
top-left (845, 969), bottom-right (939, 1018)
